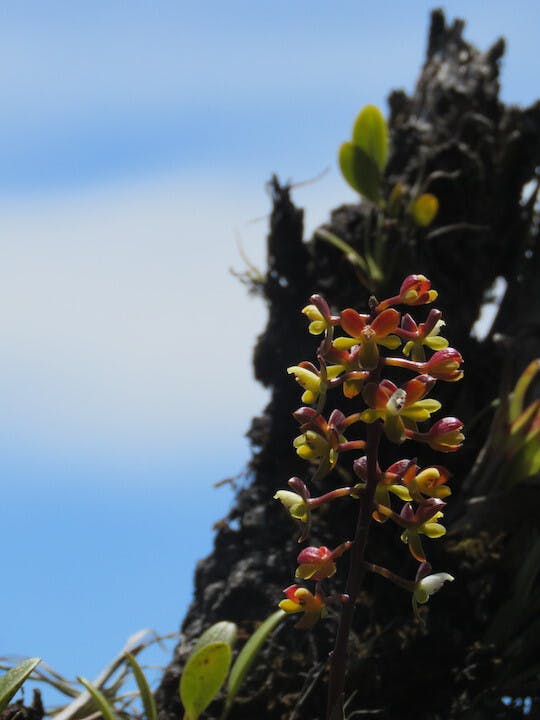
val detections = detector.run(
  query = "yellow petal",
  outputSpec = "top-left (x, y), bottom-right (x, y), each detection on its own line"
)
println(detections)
top-left (301, 389), bottom-right (317, 404)
top-left (295, 565), bottom-right (318, 580)
top-left (333, 336), bottom-right (358, 350)
top-left (308, 320), bottom-right (326, 335)
top-left (287, 366), bottom-right (320, 392)
top-left (425, 336), bottom-right (448, 350)
top-left (279, 599), bottom-right (302, 614)
top-left (327, 365), bottom-right (346, 379)
top-left (422, 522), bottom-right (446, 538)
top-left (378, 334), bottom-right (401, 349)
top-left (358, 409), bottom-right (383, 424)
top-left (384, 414), bottom-right (406, 444)
top-left (388, 484), bottom-right (412, 501)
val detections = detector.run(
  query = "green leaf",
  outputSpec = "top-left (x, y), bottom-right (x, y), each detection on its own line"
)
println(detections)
top-left (0, 658), bottom-right (41, 712)
top-left (191, 621), bottom-right (237, 657)
top-left (352, 104), bottom-right (388, 172)
top-left (509, 399), bottom-right (540, 439)
top-left (180, 642), bottom-right (232, 720)
top-left (339, 142), bottom-right (381, 204)
top-left (224, 610), bottom-right (285, 716)
top-left (509, 431), bottom-right (540, 483)
top-left (125, 653), bottom-right (157, 720)
top-left (509, 359), bottom-right (540, 423)
top-left (78, 677), bottom-right (118, 720)
top-left (314, 228), bottom-right (370, 275)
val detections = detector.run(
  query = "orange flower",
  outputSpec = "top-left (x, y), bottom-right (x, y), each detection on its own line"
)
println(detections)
top-left (398, 275), bottom-right (438, 306)
top-left (358, 375), bottom-right (440, 443)
top-left (376, 274), bottom-right (438, 312)
top-left (399, 499), bottom-right (447, 562)
top-left (279, 585), bottom-right (326, 629)
top-left (353, 457), bottom-right (412, 522)
top-left (301, 294), bottom-right (338, 335)
top-left (292, 408), bottom-right (365, 478)
top-left (401, 463), bottom-right (452, 502)
top-left (292, 407), bottom-right (347, 470)
top-left (398, 309), bottom-right (448, 362)
top-left (334, 308), bottom-right (401, 369)
top-left (288, 361), bottom-right (345, 404)
top-left (326, 344), bottom-right (370, 398)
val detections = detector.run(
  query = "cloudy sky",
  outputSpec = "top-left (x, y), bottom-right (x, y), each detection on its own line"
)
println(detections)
top-left (1, 0), bottom-right (538, 702)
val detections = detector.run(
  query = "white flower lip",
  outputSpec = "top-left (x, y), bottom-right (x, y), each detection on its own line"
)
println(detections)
top-left (415, 572), bottom-right (454, 604)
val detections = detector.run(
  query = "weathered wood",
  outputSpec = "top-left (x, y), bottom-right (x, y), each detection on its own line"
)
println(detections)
top-left (156, 10), bottom-right (540, 719)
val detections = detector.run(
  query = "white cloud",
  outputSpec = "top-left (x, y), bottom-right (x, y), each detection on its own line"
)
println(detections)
top-left (0, 169), bottom-right (358, 464)
top-left (0, 174), bottom-right (270, 455)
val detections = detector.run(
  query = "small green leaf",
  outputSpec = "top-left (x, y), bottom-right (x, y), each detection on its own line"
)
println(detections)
top-left (508, 431), bottom-right (540, 485)
top-left (224, 610), bottom-right (285, 716)
top-left (339, 142), bottom-right (381, 204)
top-left (125, 653), bottom-right (157, 720)
top-left (191, 621), bottom-right (237, 657)
top-left (411, 193), bottom-right (439, 227)
top-left (352, 104), bottom-right (388, 172)
top-left (315, 228), bottom-right (370, 275)
top-left (0, 658), bottom-right (41, 712)
top-left (78, 677), bottom-right (118, 720)
top-left (180, 642), bottom-right (232, 720)
top-left (509, 359), bottom-right (540, 423)
top-left (509, 399), bottom-right (540, 439)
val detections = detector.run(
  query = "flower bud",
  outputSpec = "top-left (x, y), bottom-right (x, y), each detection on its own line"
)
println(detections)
top-left (296, 546), bottom-right (336, 581)
top-left (426, 417), bottom-right (465, 452)
top-left (399, 274), bottom-right (438, 306)
top-left (424, 348), bottom-right (464, 382)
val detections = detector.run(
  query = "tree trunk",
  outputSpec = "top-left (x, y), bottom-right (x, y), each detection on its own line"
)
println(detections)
top-left (156, 10), bottom-right (540, 719)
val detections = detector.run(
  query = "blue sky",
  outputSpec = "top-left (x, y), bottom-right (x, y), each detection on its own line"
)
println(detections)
top-left (1, 0), bottom-right (539, 705)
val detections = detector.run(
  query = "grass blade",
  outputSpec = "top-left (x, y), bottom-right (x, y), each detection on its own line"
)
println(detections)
top-left (125, 653), bottom-right (157, 720)
top-left (78, 677), bottom-right (118, 720)
top-left (0, 657), bottom-right (41, 712)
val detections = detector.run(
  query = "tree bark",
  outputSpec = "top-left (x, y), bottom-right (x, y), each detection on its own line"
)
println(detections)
top-left (156, 10), bottom-right (540, 719)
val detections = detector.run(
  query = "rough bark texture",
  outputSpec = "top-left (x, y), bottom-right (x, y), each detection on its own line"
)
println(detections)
top-left (156, 10), bottom-right (540, 720)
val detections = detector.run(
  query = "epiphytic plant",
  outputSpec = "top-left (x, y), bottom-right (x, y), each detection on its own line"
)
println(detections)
top-left (317, 105), bottom-right (439, 296)
top-left (275, 274), bottom-right (464, 720)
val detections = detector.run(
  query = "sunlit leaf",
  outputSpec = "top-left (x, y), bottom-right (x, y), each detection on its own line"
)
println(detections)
top-left (78, 677), bottom-right (118, 720)
top-left (180, 642), bottom-right (231, 720)
top-left (224, 610), bottom-right (285, 716)
top-left (352, 104), bottom-right (388, 172)
top-left (0, 658), bottom-right (41, 712)
top-left (315, 228), bottom-right (370, 275)
top-left (125, 653), bottom-right (157, 720)
top-left (339, 142), bottom-right (381, 204)
top-left (411, 193), bottom-right (439, 227)
top-left (191, 621), bottom-right (237, 657)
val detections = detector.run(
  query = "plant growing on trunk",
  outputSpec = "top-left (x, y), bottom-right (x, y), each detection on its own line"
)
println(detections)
top-left (275, 274), bottom-right (463, 719)
top-left (274, 106), bottom-right (463, 720)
